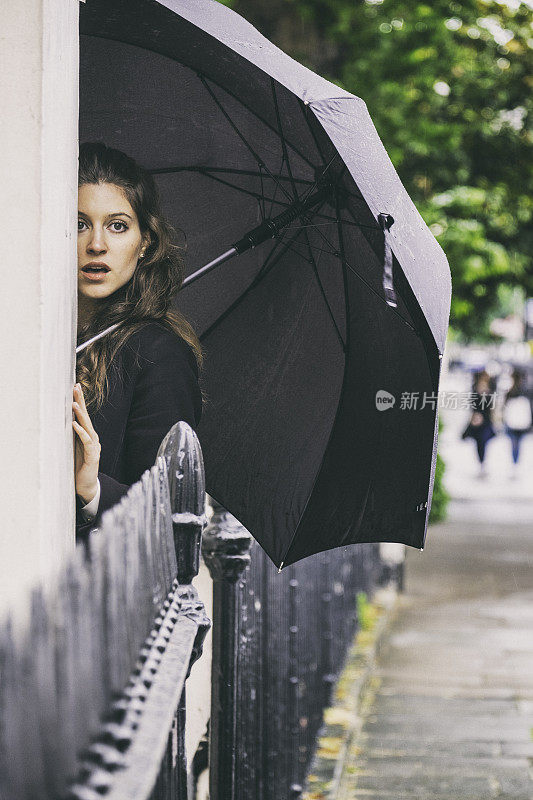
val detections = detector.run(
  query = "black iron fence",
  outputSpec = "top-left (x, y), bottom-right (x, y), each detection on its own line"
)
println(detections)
top-left (201, 503), bottom-right (385, 800)
top-left (0, 423), bottom-right (392, 800)
top-left (0, 422), bottom-right (209, 800)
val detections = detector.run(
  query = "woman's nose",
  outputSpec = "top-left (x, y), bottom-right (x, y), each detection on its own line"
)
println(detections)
top-left (87, 228), bottom-right (107, 253)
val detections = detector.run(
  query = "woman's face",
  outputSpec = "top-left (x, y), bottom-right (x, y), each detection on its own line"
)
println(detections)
top-left (78, 181), bottom-right (149, 304)
top-left (477, 376), bottom-right (490, 393)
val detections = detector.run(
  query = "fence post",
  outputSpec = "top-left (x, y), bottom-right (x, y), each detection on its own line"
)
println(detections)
top-left (157, 422), bottom-right (211, 798)
top-left (157, 422), bottom-right (206, 586)
top-left (201, 500), bottom-right (252, 800)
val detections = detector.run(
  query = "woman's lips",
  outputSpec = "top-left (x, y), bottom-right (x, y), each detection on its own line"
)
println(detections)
top-left (81, 263), bottom-right (110, 281)
top-left (82, 270), bottom-right (108, 282)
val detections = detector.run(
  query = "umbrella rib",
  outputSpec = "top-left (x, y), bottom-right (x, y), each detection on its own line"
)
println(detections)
top-left (271, 79), bottom-right (299, 201)
top-left (300, 99), bottom-right (328, 170)
top-left (153, 161), bottom-right (370, 228)
top-left (153, 162), bottom-right (369, 210)
top-left (285, 241), bottom-right (339, 261)
top-left (299, 110), bottom-right (364, 204)
top-left (301, 217), bottom-right (346, 352)
top-left (303, 203), bottom-right (373, 264)
top-left (251, 225), bottom-right (302, 284)
top-left (218, 78), bottom-right (317, 170)
top-left (151, 165), bottom-right (314, 185)
top-left (175, 167), bottom-right (293, 210)
top-left (299, 106), bottom-right (364, 202)
top-left (290, 154), bottom-right (370, 225)
top-left (300, 100), bottom-right (369, 205)
top-left (202, 172), bottom-right (290, 209)
top-left (341, 204), bottom-right (420, 331)
top-left (298, 153), bottom-right (339, 208)
top-left (197, 226), bottom-right (305, 342)
top-left (301, 210), bottom-right (346, 257)
top-left (267, 154), bottom-right (288, 219)
top-left (278, 193), bottom-right (353, 569)
top-left (81, 33), bottom-right (316, 170)
top-left (290, 218), bottom-right (378, 231)
top-left (187, 178), bottom-right (415, 333)
top-left (194, 70), bottom-right (317, 170)
top-left (155, 164), bottom-right (371, 233)
top-left (343, 260), bottom-right (418, 334)
top-left (207, 167), bottom-right (309, 184)
top-left (344, 203), bottom-right (383, 235)
top-left (198, 75), bottom-right (294, 206)
top-left (259, 164), bottom-right (266, 221)
top-left (302, 211), bottom-right (419, 335)
top-left (292, 214), bottom-right (380, 232)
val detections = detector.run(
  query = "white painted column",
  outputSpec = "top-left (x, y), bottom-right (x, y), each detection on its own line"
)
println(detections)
top-left (0, 1), bottom-right (79, 623)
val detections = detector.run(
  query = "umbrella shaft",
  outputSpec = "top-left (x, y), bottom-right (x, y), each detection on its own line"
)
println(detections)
top-left (183, 187), bottom-right (327, 288)
top-left (182, 248), bottom-right (238, 287)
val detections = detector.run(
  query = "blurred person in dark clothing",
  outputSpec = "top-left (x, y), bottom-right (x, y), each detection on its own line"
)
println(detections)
top-left (461, 370), bottom-right (496, 478)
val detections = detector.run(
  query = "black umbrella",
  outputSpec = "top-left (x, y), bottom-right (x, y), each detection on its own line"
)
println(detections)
top-left (79, 0), bottom-right (451, 569)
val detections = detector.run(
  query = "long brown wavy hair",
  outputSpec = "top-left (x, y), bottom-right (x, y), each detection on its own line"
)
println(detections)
top-left (76, 141), bottom-right (203, 412)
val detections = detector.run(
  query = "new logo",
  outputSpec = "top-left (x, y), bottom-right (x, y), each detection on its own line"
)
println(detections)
top-left (375, 390), bottom-right (395, 410)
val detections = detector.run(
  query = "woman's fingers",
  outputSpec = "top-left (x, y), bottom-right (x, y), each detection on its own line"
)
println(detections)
top-left (72, 385), bottom-right (101, 467)
top-left (73, 386), bottom-right (99, 439)
top-left (72, 417), bottom-right (91, 443)
top-left (72, 403), bottom-right (99, 442)
top-left (72, 412), bottom-right (98, 445)
top-left (72, 416), bottom-right (101, 463)
top-left (72, 401), bottom-right (94, 432)
top-left (72, 384), bottom-right (101, 504)
top-left (76, 383), bottom-right (88, 411)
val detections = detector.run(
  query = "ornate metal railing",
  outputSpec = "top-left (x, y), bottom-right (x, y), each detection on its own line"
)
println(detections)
top-left (201, 502), bottom-right (387, 800)
top-left (0, 420), bottom-right (393, 800)
top-left (0, 422), bottom-right (209, 800)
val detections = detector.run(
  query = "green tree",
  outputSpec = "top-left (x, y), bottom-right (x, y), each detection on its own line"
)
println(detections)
top-left (221, 0), bottom-right (533, 340)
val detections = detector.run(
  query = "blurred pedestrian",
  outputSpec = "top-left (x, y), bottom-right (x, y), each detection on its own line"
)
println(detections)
top-left (461, 370), bottom-right (496, 478)
top-left (502, 368), bottom-right (532, 478)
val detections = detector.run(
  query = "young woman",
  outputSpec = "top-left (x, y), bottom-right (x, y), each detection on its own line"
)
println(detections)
top-left (74, 142), bottom-right (203, 539)
top-left (502, 368), bottom-right (532, 477)
top-left (461, 369), bottom-right (496, 478)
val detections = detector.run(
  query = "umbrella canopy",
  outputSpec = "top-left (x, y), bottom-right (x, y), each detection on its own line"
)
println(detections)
top-left (79, 0), bottom-right (451, 569)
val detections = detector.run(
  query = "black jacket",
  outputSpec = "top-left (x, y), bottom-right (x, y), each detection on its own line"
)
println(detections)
top-left (75, 321), bottom-right (202, 539)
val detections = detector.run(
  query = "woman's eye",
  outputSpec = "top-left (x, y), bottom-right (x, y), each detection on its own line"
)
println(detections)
top-left (77, 219), bottom-right (86, 231)
top-left (110, 221), bottom-right (128, 232)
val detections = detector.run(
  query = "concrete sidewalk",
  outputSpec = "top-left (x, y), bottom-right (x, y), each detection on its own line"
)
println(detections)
top-left (336, 415), bottom-right (533, 799)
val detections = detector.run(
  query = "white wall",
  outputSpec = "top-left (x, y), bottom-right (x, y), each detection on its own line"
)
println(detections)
top-left (186, 562), bottom-right (213, 774)
top-left (0, 0), bottom-right (79, 624)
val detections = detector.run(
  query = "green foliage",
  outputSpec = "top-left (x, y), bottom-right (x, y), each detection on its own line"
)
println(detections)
top-left (220, 0), bottom-right (533, 341)
top-left (429, 451), bottom-right (450, 523)
top-left (421, 184), bottom-right (530, 338)
top-left (356, 591), bottom-right (375, 631)
top-left (429, 416), bottom-right (450, 523)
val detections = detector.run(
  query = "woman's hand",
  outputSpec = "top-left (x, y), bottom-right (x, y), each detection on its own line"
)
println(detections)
top-left (471, 412), bottom-right (483, 427)
top-left (72, 383), bottom-right (101, 504)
